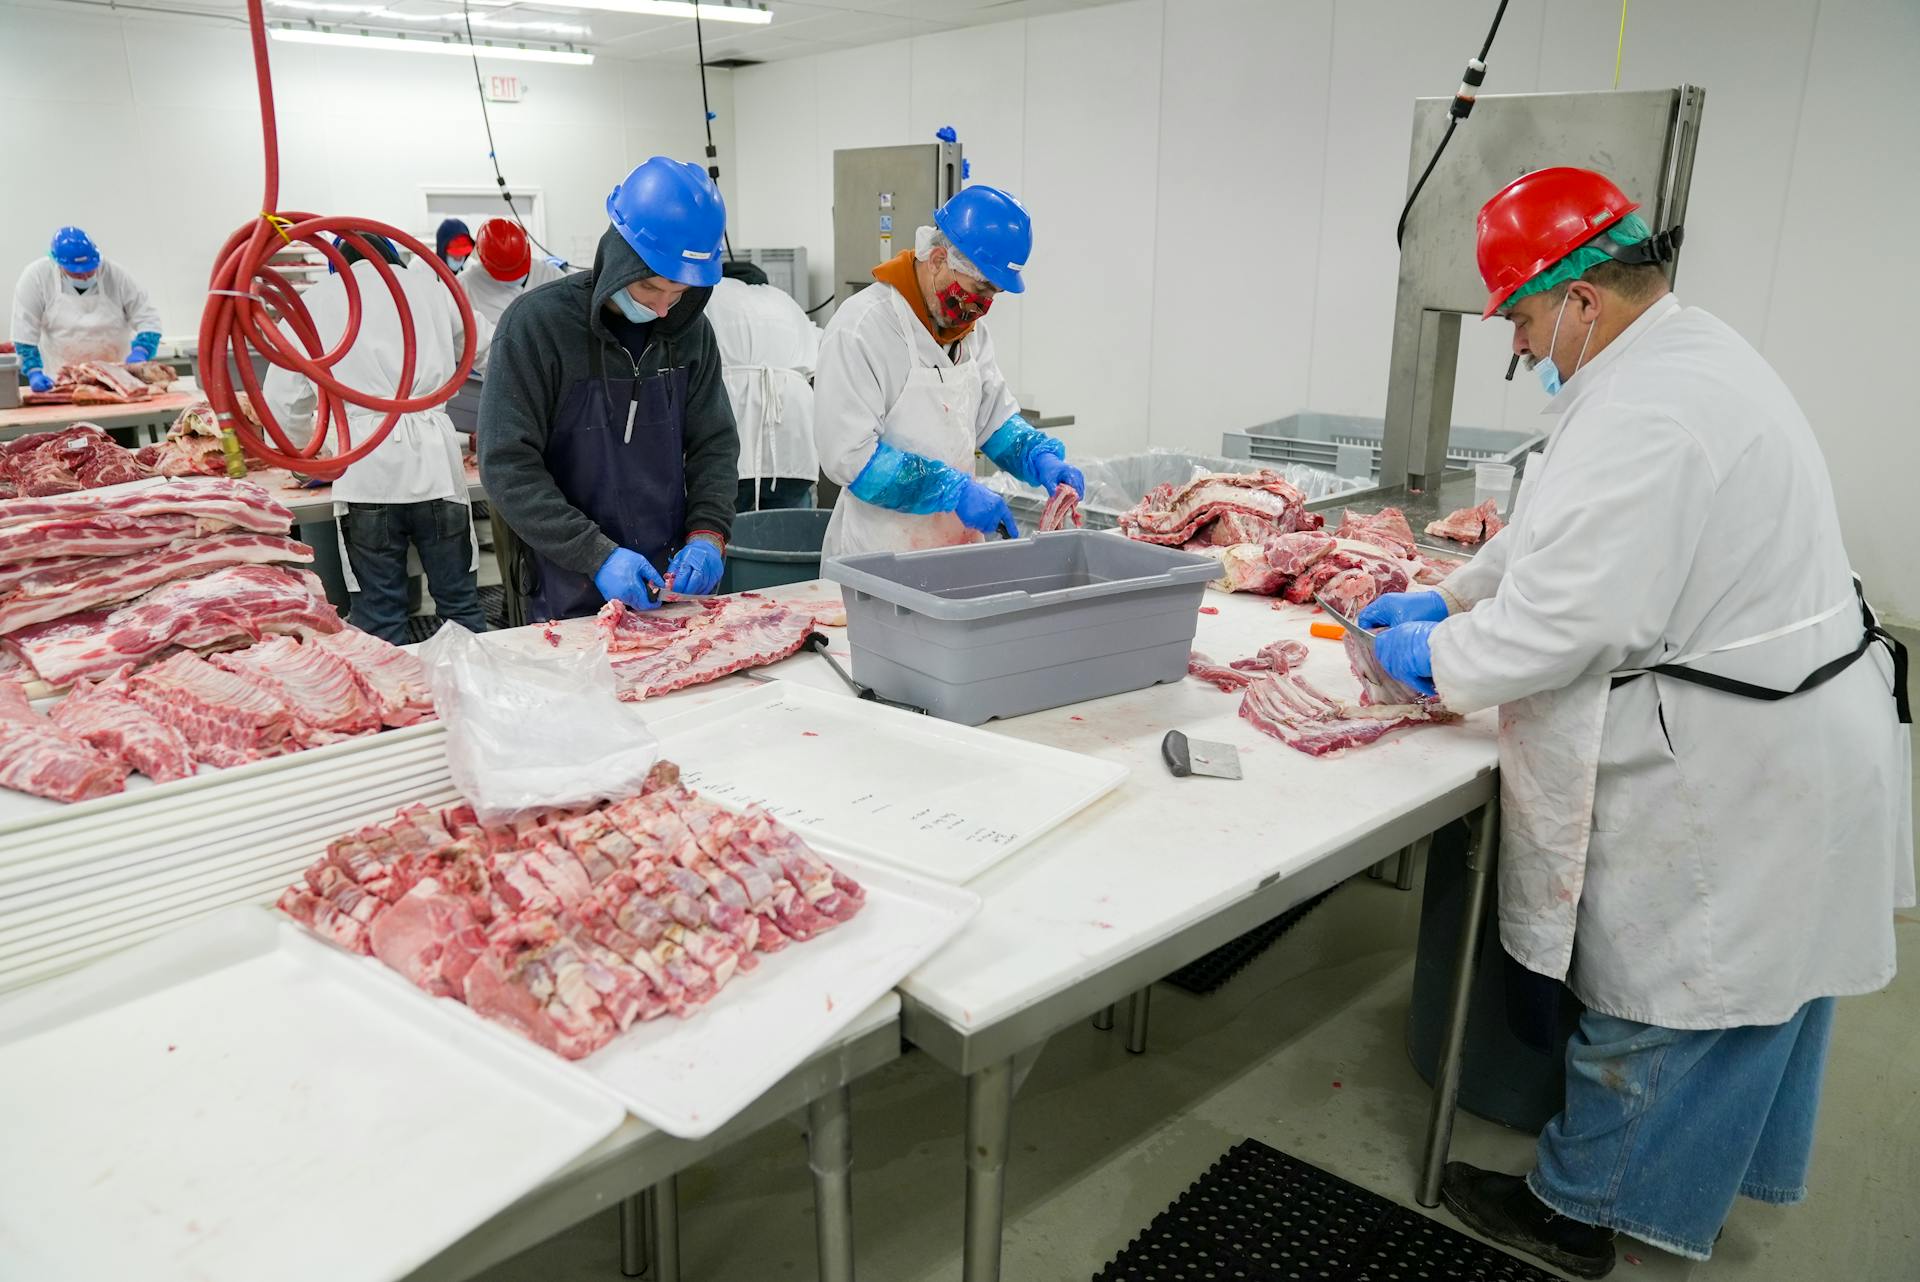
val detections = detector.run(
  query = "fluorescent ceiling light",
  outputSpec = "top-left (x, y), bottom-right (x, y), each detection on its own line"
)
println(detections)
top-left (267, 1), bottom-right (591, 40)
top-left (569, 1), bottom-right (773, 25)
top-left (269, 26), bottom-right (595, 63)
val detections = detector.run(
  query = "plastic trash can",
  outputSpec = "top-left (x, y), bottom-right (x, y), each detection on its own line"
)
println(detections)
top-left (720, 508), bottom-right (833, 594)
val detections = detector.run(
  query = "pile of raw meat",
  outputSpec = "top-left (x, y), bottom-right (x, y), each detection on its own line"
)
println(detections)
top-left (1425, 499), bottom-right (1504, 546)
top-left (278, 760), bottom-right (866, 1059)
top-left (595, 589), bottom-right (849, 701)
top-left (1037, 483), bottom-right (1083, 532)
top-left (0, 628), bottom-right (434, 802)
top-left (134, 401), bottom-right (232, 478)
top-left (1120, 469), bottom-right (1325, 547)
top-left (20, 360), bottom-right (173, 406)
top-left (1188, 631), bottom-right (1454, 757)
top-left (0, 424), bottom-right (156, 498)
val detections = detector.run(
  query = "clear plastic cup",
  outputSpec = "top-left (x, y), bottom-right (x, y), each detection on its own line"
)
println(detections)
top-left (1475, 462), bottom-right (1517, 514)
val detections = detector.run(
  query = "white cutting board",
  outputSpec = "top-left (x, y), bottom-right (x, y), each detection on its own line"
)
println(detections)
top-left (0, 907), bottom-right (622, 1282)
top-left (647, 682), bottom-right (1129, 884)
top-left (366, 852), bottom-right (977, 1140)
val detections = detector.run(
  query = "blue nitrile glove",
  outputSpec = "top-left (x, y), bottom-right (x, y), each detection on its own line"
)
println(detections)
top-left (1358, 589), bottom-right (1449, 631)
top-left (27, 369), bottom-right (54, 394)
top-left (848, 441), bottom-right (971, 514)
top-left (594, 548), bottom-right (665, 610)
top-left (1374, 620), bottom-right (1439, 699)
top-left (954, 479), bottom-right (1020, 538)
top-left (980, 414), bottom-right (1067, 487)
top-left (1031, 452), bottom-right (1085, 499)
top-left (125, 347), bottom-right (152, 364)
top-left (666, 536), bottom-right (724, 596)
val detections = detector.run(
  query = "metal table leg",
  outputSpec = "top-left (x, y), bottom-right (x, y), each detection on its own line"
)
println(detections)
top-left (1417, 796), bottom-right (1499, 1208)
top-left (646, 1176), bottom-right (681, 1282)
top-left (1395, 833), bottom-right (1430, 892)
top-left (1091, 1004), bottom-right (1115, 1032)
top-left (1124, 986), bottom-right (1152, 1055)
top-left (618, 1193), bottom-right (648, 1278)
top-left (961, 1059), bottom-right (1015, 1282)
top-left (808, 1085), bottom-right (855, 1282)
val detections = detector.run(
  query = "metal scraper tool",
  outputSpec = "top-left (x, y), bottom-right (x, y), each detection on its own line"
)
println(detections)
top-left (1162, 730), bottom-right (1242, 780)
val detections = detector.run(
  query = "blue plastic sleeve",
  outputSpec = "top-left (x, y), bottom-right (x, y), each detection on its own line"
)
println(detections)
top-left (16, 343), bottom-right (43, 375)
top-left (131, 331), bottom-right (161, 357)
top-left (848, 441), bottom-right (971, 515)
top-left (979, 415), bottom-right (1065, 487)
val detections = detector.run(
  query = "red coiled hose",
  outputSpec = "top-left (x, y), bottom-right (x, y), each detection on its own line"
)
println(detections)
top-left (197, 0), bottom-right (478, 481)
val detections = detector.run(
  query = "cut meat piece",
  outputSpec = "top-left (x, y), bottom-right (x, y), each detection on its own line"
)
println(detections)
top-left (0, 532), bottom-right (315, 634)
top-left (1319, 566), bottom-right (1384, 616)
top-left (1425, 500), bottom-right (1505, 546)
top-left (1229, 638), bottom-right (1311, 676)
top-left (1187, 651), bottom-right (1256, 693)
top-left (1119, 470), bottom-right (1323, 546)
top-left (126, 650), bottom-right (297, 767)
top-left (596, 597), bottom-right (731, 655)
top-left (135, 402), bottom-right (228, 478)
top-left (210, 635), bottom-right (383, 742)
top-left (1239, 669), bottom-right (1444, 756)
top-left (125, 361), bottom-right (177, 386)
top-left (311, 628), bottom-right (435, 726)
top-left (3, 564), bottom-right (341, 688)
top-left (0, 476), bottom-right (293, 532)
top-left (0, 682), bottom-right (125, 801)
top-left (1038, 483), bottom-right (1083, 532)
top-left (1201, 530), bottom-right (1337, 595)
top-left (0, 512), bottom-right (234, 564)
top-left (1280, 539), bottom-right (1412, 607)
top-left (1333, 506), bottom-right (1417, 558)
top-left (1, 448), bottom-right (81, 497)
top-left (45, 425), bottom-right (155, 488)
top-left (610, 600), bottom-right (816, 701)
top-left (49, 670), bottom-right (197, 782)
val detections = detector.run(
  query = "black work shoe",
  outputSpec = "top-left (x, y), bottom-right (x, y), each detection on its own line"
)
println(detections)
top-left (1440, 1162), bottom-right (1617, 1279)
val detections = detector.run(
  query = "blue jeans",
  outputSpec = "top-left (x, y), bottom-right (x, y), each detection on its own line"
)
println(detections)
top-left (340, 500), bottom-right (487, 644)
top-left (736, 478), bottom-right (815, 512)
top-left (1529, 997), bottom-right (1835, 1260)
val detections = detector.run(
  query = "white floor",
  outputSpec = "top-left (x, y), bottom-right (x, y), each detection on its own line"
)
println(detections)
top-left (478, 666), bottom-right (1920, 1282)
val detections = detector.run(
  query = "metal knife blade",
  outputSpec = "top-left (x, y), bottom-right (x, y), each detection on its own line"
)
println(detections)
top-left (1312, 591), bottom-right (1430, 705)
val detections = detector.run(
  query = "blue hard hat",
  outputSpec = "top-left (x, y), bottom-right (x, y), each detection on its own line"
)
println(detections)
top-left (50, 226), bottom-right (100, 274)
top-left (933, 186), bottom-right (1031, 294)
top-left (605, 157), bottom-right (727, 288)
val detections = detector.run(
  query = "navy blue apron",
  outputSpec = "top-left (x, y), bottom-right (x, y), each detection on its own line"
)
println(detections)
top-left (522, 338), bottom-right (690, 622)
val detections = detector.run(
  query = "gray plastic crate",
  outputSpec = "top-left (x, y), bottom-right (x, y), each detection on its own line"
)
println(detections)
top-left (1221, 412), bottom-right (1541, 479)
top-left (983, 449), bottom-right (1365, 532)
top-left (824, 531), bottom-right (1219, 725)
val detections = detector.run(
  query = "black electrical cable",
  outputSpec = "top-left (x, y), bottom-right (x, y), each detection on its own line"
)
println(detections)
top-left (805, 292), bottom-right (835, 316)
top-left (692, 4), bottom-right (736, 263)
top-left (461, 0), bottom-right (563, 263)
top-left (1395, 0), bottom-right (1510, 247)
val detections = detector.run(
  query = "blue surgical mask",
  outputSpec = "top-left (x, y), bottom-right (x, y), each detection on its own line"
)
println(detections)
top-left (67, 272), bottom-right (96, 293)
top-left (1533, 291), bottom-right (1595, 398)
top-left (611, 287), bottom-right (659, 324)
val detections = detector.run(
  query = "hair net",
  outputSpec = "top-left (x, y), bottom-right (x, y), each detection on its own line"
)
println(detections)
top-left (1500, 213), bottom-right (1653, 314)
top-left (915, 225), bottom-right (984, 281)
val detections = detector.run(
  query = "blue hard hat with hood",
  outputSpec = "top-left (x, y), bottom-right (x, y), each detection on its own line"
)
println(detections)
top-left (605, 157), bottom-right (728, 288)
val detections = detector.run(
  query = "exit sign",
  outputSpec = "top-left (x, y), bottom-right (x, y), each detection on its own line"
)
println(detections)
top-left (485, 75), bottom-right (522, 102)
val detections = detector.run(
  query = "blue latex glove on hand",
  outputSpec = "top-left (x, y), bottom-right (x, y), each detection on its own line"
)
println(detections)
top-left (125, 347), bottom-right (152, 364)
top-left (1373, 620), bottom-right (1439, 699)
top-left (954, 480), bottom-right (1020, 538)
top-left (594, 548), bottom-right (665, 610)
top-left (1357, 589), bottom-right (1449, 631)
top-left (1031, 452), bottom-right (1085, 499)
top-left (26, 369), bottom-right (54, 394)
top-left (666, 538), bottom-right (724, 596)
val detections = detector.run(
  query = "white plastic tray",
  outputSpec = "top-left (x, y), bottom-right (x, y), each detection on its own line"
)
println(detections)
top-left (647, 682), bottom-right (1129, 884)
top-left (0, 906), bottom-right (623, 1282)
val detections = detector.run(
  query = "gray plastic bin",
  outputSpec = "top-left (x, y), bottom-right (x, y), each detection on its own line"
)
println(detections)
top-left (824, 530), bottom-right (1219, 725)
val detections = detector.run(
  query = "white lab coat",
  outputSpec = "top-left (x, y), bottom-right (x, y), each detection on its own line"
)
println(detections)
top-left (261, 259), bottom-right (492, 507)
top-left (705, 277), bottom-right (821, 499)
top-left (459, 255), bottom-right (571, 332)
top-left (9, 256), bottom-right (162, 373)
top-left (814, 280), bottom-right (1020, 558)
top-left (1431, 294), bottom-right (1913, 1030)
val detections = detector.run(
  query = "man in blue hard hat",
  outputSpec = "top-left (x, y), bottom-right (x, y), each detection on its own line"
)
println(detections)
top-left (9, 227), bottom-right (162, 391)
top-left (477, 157), bottom-right (738, 621)
top-left (814, 184), bottom-right (1082, 558)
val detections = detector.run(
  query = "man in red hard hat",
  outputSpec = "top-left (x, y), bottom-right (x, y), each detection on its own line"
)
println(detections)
top-left (1361, 167), bottom-right (1911, 1277)
top-left (462, 218), bottom-right (572, 332)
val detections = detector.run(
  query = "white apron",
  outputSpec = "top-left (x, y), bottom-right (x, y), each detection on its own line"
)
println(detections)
top-left (728, 363), bottom-right (816, 501)
top-left (39, 286), bottom-right (130, 372)
top-left (821, 289), bottom-right (983, 559)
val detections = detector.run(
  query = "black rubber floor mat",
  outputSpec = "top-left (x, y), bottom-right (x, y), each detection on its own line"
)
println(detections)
top-left (404, 585), bottom-right (507, 644)
top-left (1094, 1139), bottom-right (1556, 1282)
top-left (1163, 886), bottom-right (1342, 995)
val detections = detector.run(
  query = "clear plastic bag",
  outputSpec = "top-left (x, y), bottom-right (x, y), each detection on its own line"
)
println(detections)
top-left (418, 622), bottom-right (661, 823)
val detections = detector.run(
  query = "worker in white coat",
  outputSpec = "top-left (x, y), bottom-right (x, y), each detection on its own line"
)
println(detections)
top-left (461, 217), bottom-right (571, 331)
top-left (813, 185), bottom-right (1083, 558)
top-left (1361, 167), bottom-right (1913, 1279)
top-left (706, 261), bottom-right (822, 511)
top-left (10, 226), bottom-right (162, 391)
top-left (262, 233), bottom-right (493, 644)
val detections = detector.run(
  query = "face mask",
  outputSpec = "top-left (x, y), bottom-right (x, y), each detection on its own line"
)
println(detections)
top-left (937, 279), bottom-right (993, 323)
top-left (67, 272), bottom-right (96, 293)
top-left (611, 287), bottom-right (659, 325)
top-left (448, 256), bottom-right (469, 272)
top-left (1532, 291), bottom-right (1596, 397)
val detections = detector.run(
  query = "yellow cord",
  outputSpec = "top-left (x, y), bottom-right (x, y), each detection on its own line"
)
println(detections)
top-left (260, 212), bottom-right (295, 245)
top-left (1613, 0), bottom-right (1629, 89)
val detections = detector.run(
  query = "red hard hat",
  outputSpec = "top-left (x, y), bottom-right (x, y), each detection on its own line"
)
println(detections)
top-left (475, 218), bottom-right (531, 282)
top-left (1476, 167), bottom-right (1640, 318)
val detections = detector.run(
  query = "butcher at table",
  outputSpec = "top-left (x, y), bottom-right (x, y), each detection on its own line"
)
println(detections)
top-left (477, 157), bottom-right (739, 622)
top-left (10, 226), bottom-right (162, 393)
top-left (1360, 166), bottom-right (1912, 1279)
